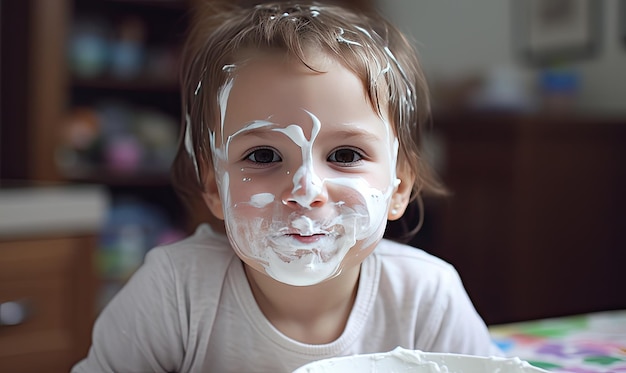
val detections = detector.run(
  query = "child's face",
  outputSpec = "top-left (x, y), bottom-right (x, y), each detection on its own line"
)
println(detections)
top-left (204, 52), bottom-right (409, 286)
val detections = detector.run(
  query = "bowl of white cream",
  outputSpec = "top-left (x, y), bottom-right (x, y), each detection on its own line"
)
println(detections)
top-left (292, 347), bottom-right (547, 373)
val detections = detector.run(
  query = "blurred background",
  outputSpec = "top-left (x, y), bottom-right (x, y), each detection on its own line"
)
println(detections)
top-left (1, 0), bottom-right (624, 371)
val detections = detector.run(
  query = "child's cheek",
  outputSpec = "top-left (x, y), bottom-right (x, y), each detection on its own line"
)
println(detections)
top-left (228, 181), bottom-right (277, 210)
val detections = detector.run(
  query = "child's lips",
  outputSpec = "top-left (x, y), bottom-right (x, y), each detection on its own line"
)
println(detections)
top-left (269, 231), bottom-right (334, 251)
top-left (287, 233), bottom-right (326, 244)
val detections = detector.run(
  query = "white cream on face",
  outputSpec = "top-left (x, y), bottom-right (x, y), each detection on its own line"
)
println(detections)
top-left (249, 193), bottom-right (275, 208)
top-left (273, 111), bottom-right (323, 208)
top-left (208, 58), bottom-right (400, 286)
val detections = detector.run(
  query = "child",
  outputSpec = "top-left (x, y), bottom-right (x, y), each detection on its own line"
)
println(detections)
top-left (73, 2), bottom-right (501, 372)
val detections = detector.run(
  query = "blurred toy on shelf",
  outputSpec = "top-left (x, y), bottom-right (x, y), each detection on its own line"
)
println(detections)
top-left (134, 109), bottom-right (179, 170)
top-left (68, 12), bottom-right (178, 82)
top-left (56, 101), bottom-right (178, 177)
top-left (104, 135), bottom-right (144, 173)
top-left (538, 65), bottom-right (580, 114)
top-left (110, 16), bottom-right (146, 80)
top-left (68, 16), bottom-right (111, 78)
top-left (56, 107), bottom-right (103, 172)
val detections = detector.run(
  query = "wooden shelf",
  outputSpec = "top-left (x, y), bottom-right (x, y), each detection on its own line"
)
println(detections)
top-left (71, 76), bottom-right (179, 93)
top-left (62, 168), bottom-right (172, 187)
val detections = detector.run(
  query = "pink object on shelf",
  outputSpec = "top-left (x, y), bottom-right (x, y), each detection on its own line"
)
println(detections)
top-left (105, 136), bottom-right (143, 172)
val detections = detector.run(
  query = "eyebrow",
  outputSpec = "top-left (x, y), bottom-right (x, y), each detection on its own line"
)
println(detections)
top-left (227, 121), bottom-right (281, 141)
top-left (328, 127), bottom-right (384, 142)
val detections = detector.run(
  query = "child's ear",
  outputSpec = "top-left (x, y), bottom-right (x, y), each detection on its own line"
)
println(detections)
top-left (388, 165), bottom-right (415, 221)
top-left (201, 169), bottom-right (225, 220)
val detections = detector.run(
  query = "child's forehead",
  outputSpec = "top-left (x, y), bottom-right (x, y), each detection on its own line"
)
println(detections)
top-left (216, 52), bottom-right (392, 136)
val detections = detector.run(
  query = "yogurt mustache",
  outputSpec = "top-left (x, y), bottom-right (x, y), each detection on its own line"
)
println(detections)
top-left (270, 218), bottom-right (342, 253)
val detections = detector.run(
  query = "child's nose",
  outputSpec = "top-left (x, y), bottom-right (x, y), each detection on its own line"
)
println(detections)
top-left (281, 168), bottom-right (328, 209)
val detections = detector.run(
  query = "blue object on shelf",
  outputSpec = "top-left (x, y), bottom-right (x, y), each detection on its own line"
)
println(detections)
top-left (69, 18), bottom-right (111, 78)
top-left (540, 69), bottom-right (580, 94)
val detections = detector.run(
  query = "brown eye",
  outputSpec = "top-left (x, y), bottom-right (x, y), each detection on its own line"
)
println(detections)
top-left (328, 148), bottom-right (363, 164)
top-left (246, 148), bottom-right (281, 163)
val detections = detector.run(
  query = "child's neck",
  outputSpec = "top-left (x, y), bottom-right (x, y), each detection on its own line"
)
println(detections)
top-left (244, 263), bottom-right (360, 344)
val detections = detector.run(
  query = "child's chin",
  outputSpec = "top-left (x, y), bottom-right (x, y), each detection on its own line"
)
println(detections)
top-left (263, 250), bottom-right (343, 286)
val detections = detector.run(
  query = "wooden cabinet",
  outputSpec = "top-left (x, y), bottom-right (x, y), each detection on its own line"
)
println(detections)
top-left (0, 185), bottom-right (106, 372)
top-left (416, 112), bottom-right (626, 325)
top-left (0, 234), bottom-right (98, 373)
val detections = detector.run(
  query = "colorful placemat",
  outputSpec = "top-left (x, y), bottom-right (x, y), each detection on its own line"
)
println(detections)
top-left (490, 310), bottom-right (626, 373)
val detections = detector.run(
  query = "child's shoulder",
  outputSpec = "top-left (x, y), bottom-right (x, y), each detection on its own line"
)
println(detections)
top-left (146, 223), bottom-right (235, 271)
top-left (372, 239), bottom-right (463, 300)
top-left (375, 239), bottom-right (456, 275)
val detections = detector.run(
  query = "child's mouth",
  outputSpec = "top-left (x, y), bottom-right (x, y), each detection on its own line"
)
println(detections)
top-left (287, 233), bottom-right (326, 244)
top-left (268, 232), bottom-right (338, 262)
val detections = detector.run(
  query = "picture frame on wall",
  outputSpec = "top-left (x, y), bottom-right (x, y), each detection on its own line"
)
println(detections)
top-left (513, 0), bottom-right (602, 65)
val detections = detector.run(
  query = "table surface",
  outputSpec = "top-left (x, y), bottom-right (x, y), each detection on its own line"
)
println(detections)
top-left (489, 310), bottom-right (626, 373)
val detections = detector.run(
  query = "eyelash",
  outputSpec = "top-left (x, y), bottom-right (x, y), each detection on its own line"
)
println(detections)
top-left (328, 147), bottom-right (365, 166)
top-left (244, 147), bottom-right (282, 165)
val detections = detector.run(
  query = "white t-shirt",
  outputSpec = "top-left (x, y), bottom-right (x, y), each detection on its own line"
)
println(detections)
top-left (73, 224), bottom-right (500, 373)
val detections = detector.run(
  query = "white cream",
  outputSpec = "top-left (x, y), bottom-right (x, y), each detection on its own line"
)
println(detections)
top-left (272, 111), bottom-right (323, 209)
top-left (293, 347), bottom-right (546, 373)
top-left (184, 113), bottom-right (199, 181)
top-left (248, 193), bottom-right (275, 208)
top-left (336, 27), bottom-right (362, 46)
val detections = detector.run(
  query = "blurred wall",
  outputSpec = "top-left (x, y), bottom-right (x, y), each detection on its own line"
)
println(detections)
top-left (376, 0), bottom-right (626, 323)
top-left (376, 0), bottom-right (626, 114)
